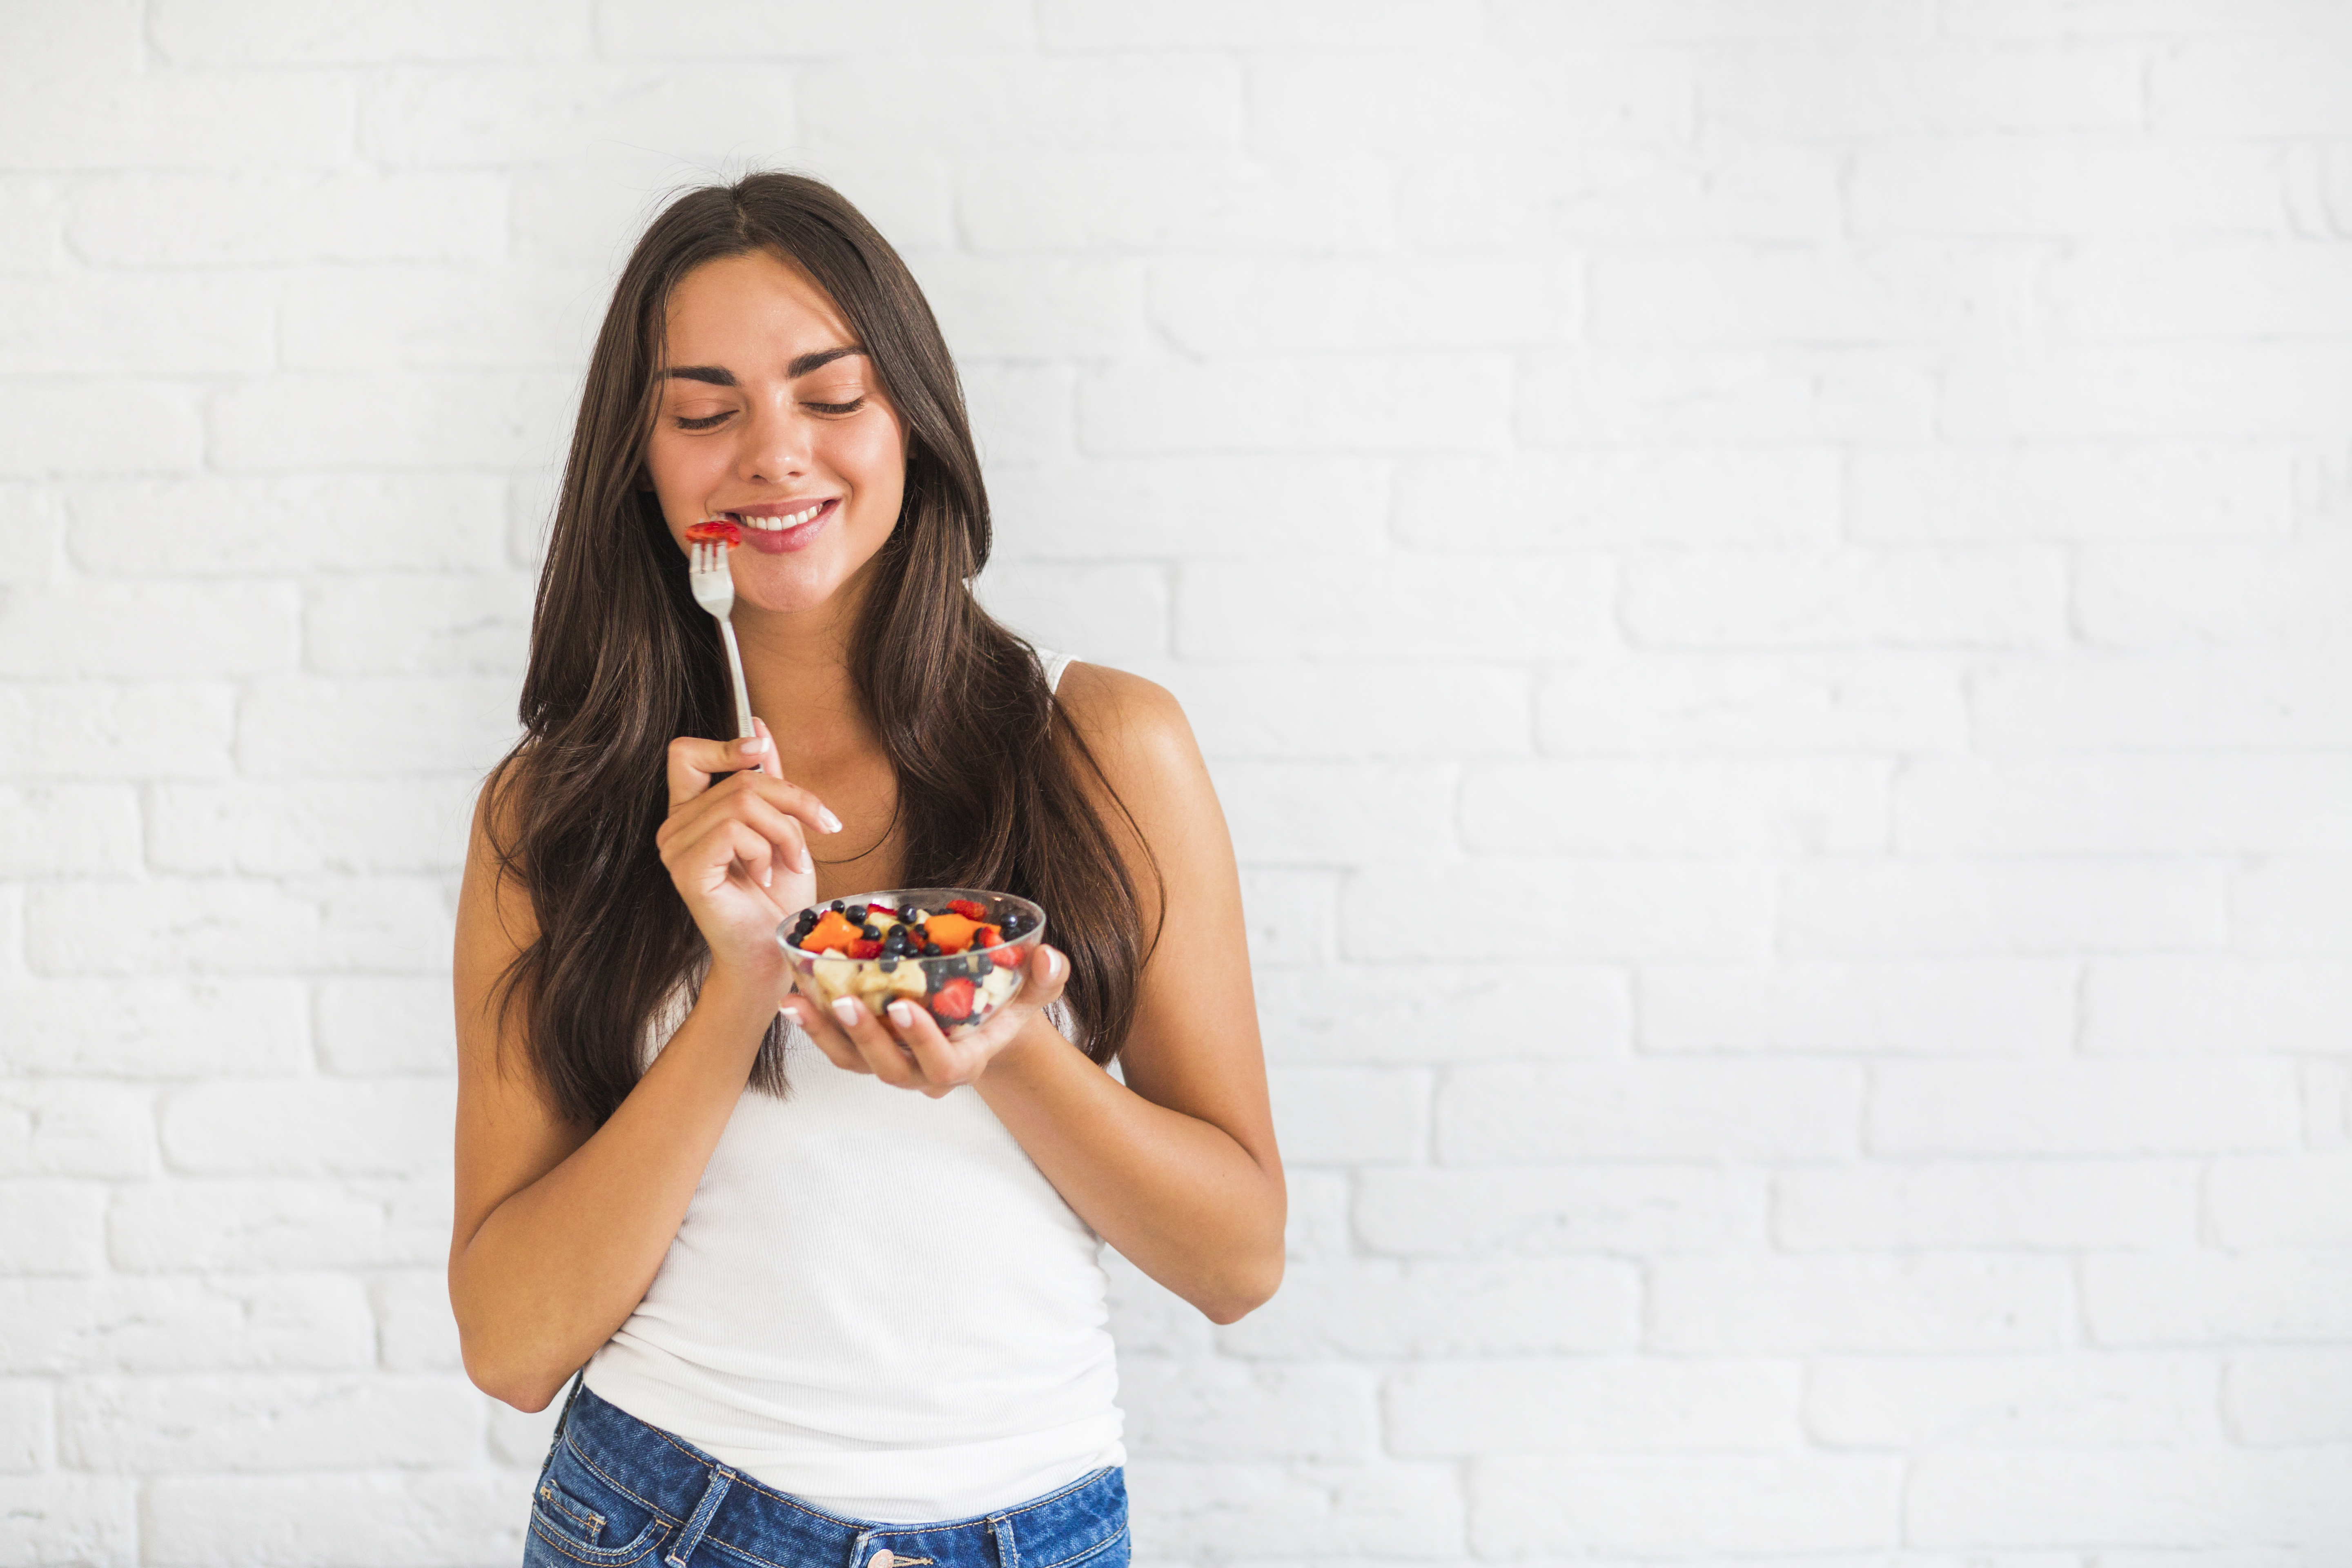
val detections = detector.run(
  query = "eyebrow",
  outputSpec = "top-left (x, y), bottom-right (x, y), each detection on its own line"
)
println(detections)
top-left (663, 346), bottom-right (866, 387)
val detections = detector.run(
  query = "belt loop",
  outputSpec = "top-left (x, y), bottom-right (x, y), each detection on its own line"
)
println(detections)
top-left (848, 1528), bottom-right (876, 1568)
top-left (664, 1463), bottom-right (735, 1568)
top-left (988, 1512), bottom-right (1020, 1568)
top-left (539, 1367), bottom-right (587, 1476)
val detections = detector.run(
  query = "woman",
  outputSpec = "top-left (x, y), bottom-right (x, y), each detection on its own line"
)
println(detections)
top-left (450, 172), bottom-right (1283, 1568)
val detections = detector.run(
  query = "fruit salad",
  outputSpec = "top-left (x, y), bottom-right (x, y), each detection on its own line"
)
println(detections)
top-left (780, 889), bottom-right (1045, 1036)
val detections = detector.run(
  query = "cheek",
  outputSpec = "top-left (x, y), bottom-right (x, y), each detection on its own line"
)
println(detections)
top-left (833, 419), bottom-right (907, 513)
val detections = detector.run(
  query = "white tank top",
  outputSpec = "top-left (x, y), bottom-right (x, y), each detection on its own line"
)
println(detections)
top-left (584, 650), bottom-right (1123, 1524)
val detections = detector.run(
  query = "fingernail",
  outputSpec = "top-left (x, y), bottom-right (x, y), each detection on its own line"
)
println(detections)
top-left (887, 1001), bottom-right (915, 1027)
top-left (819, 807), bottom-right (844, 834)
top-left (831, 998), bottom-right (862, 1028)
top-left (761, 864), bottom-right (773, 887)
top-left (741, 735), bottom-right (768, 756)
top-left (797, 846), bottom-right (814, 873)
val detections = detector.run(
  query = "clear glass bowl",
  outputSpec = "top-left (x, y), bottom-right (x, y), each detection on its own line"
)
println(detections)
top-left (777, 888), bottom-right (1046, 1036)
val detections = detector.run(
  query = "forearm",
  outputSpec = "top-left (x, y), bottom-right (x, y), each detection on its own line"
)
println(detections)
top-left (974, 1024), bottom-right (1285, 1323)
top-left (451, 974), bottom-right (777, 1408)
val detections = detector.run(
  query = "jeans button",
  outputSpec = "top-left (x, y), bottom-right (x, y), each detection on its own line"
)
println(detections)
top-left (871, 1552), bottom-right (895, 1568)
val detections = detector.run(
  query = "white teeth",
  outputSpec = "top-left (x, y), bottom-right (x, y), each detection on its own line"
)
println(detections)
top-left (732, 501), bottom-right (825, 531)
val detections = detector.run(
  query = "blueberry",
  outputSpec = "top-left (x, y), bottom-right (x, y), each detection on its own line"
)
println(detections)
top-left (859, 924), bottom-right (879, 940)
top-left (830, 900), bottom-right (844, 912)
top-left (845, 904), bottom-right (868, 920)
top-left (878, 957), bottom-right (898, 973)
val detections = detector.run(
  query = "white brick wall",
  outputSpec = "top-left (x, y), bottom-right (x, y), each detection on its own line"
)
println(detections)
top-left (2, 2), bottom-right (2347, 1563)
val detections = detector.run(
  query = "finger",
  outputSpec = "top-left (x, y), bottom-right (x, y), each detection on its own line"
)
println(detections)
top-left (780, 994), bottom-right (869, 1074)
top-left (885, 999), bottom-right (975, 1094)
top-left (827, 995), bottom-right (926, 1089)
top-left (659, 777), bottom-right (815, 875)
top-left (668, 817), bottom-right (780, 895)
top-left (753, 716), bottom-right (783, 780)
top-left (728, 768), bottom-right (843, 839)
top-left (1019, 945), bottom-right (1069, 1009)
top-left (667, 732), bottom-right (773, 809)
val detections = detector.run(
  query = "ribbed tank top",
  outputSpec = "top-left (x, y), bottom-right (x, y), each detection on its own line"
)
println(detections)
top-left (585, 650), bottom-right (1122, 1523)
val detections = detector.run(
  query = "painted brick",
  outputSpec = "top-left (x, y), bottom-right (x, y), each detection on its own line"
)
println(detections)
top-left (1471, 1453), bottom-right (1904, 1556)
top-left (0, 1477), bottom-right (136, 1568)
top-left (2086, 1255), bottom-right (2352, 1344)
top-left (0, 176), bottom-right (65, 272)
top-left (210, 370), bottom-right (576, 470)
top-left (0, 784), bottom-right (140, 875)
top-left (359, 64), bottom-right (794, 168)
top-left (2234, 857), bottom-right (2352, 953)
top-left (1177, 555), bottom-right (1607, 661)
top-left (59, 1373), bottom-right (482, 1471)
top-left (1809, 1354), bottom-right (2221, 1448)
top-left (1247, 53), bottom-right (1690, 154)
top-left (1895, 757), bottom-right (2352, 854)
top-left (67, 169), bottom-right (509, 267)
top-left (0, 579), bottom-right (298, 679)
top-left (1151, 255), bottom-right (1579, 355)
top-left (1233, 868), bottom-right (1336, 970)
top-left (148, 777), bottom-right (478, 876)
top-left (1538, 652), bottom-right (1969, 755)
top-left (1870, 1061), bottom-right (2299, 1156)
top-left (0, 273), bottom-right (276, 374)
top-left (962, 361), bottom-right (1078, 465)
top-left (109, 1177), bottom-right (450, 1271)
top-left (604, 0), bottom-right (1033, 54)
top-left (373, 1269), bottom-right (463, 1373)
top-left (316, 977), bottom-right (460, 1075)
top-left (2152, 37), bottom-right (2352, 134)
top-left (1639, 960), bottom-right (2075, 1056)
top-left (911, 254), bottom-right (1146, 359)
top-left (1784, 859), bottom-right (2226, 956)
top-left (1436, 1062), bottom-right (1862, 1163)
top-left (1344, 860), bottom-right (1775, 961)
top-left (957, 154), bottom-right (1392, 252)
top-left (989, 455), bottom-right (1388, 563)
top-left (1265, 1067), bottom-right (1425, 1165)
top-left (1652, 1256), bottom-right (2076, 1354)
top-left (1695, 41), bottom-right (2143, 137)
top-left (1396, 447), bottom-right (1842, 547)
top-left (2206, 1154), bottom-right (2352, 1251)
top-left (0, 978), bottom-right (307, 1078)
top-left (1215, 761), bottom-right (1452, 866)
top-left (158, 1077), bottom-right (454, 1177)
top-left (1591, 243), bottom-right (2040, 345)
top-left (1253, 961), bottom-right (1629, 1065)
top-left (1943, 342), bottom-right (2352, 439)
top-left (1974, 651), bottom-right (2352, 752)
top-left (140, 1471), bottom-right (522, 1567)
top-left (238, 676), bottom-right (519, 777)
top-left (0, 0), bottom-right (142, 81)
top-left (2049, 241), bottom-right (2352, 339)
top-left (1389, 1356), bottom-right (1802, 1455)
top-left (1620, 546), bottom-right (2065, 650)
top-left (1776, 1160), bottom-right (2197, 1250)
top-left (280, 263), bottom-right (607, 370)
top-left (1119, 1358), bottom-right (1374, 1461)
top-left (0, 74), bottom-right (354, 169)
top-left (1850, 138), bottom-right (2296, 237)
top-left (1082, 354), bottom-right (1514, 455)
top-left (0, 1377), bottom-right (48, 1471)
top-left (0, 1080), bottom-right (155, 1180)
top-left (1041, 0), bottom-right (1484, 48)
top-left (802, 57), bottom-right (1242, 152)
top-left (1216, 1257), bottom-right (1640, 1358)
top-left (1521, 345), bottom-right (1936, 443)
top-left (1494, 0), bottom-right (1935, 44)
top-left (1464, 757), bottom-right (1889, 855)
top-left (2075, 538), bottom-right (2352, 649)
top-left (1355, 1165), bottom-right (1768, 1258)
top-left (2225, 1349), bottom-right (2352, 1444)
top-left (0, 379), bottom-right (202, 476)
top-left (26, 877), bottom-right (452, 977)
top-left (0, 683), bottom-right (234, 779)
top-left (1125, 1459), bottom-right (1464, 1558)
top-left (1396, 141), bottom-right (1842, 247)
top-left (2085, 958), bottom-right (2352, 1055)
top-left (0, 1180), bottom-right (108, 1274)
top-left (153, 0), bottom-right (590, 62)
top-left (974, 561), bottom-right (1169, 662)
top-left (1282, 1169), bottom-right (1351, 1263)
top-left (1907, 1448), bottom-right (2352, 1549)
top-left (1157, 661), bottom-right (1532, 761)
top-left (1849, 442), bottom-right (2294, 541)
top-left (0, 1275), bottom-right (372, 1373)
top-left (67, 475), bottom-right (509, 576)
top-left (303, 572), bottom-right (537, 676)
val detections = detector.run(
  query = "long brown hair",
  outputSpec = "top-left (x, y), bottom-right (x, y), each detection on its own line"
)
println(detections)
top-left (487, 172), bottom-right (1154, 1127)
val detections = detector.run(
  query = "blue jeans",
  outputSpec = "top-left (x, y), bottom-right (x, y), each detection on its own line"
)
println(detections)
top-left (523, 1382), bottom-right (1131, 1568)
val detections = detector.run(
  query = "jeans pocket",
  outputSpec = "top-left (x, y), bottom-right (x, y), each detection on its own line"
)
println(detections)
top-left (526, 1468), bottom-right (669, 1566)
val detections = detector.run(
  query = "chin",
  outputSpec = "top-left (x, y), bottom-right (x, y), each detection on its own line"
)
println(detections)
top-left (732, 557), bottom-right (851, 616)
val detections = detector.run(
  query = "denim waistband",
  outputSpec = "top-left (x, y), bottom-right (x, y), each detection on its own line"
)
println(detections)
top-left (541, 1381), bottom-right (1127, 1568)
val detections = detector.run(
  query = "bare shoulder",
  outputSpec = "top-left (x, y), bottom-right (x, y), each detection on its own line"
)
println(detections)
top-left (1052, 662), bottom-right (1207, 806)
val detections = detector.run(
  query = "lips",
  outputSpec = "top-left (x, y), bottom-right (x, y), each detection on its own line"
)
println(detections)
top-left (726, 497), bottom-right (838, 554)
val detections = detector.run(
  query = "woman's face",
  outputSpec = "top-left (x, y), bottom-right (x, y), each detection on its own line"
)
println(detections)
top-left (644, 248), bottom-right (908, 617)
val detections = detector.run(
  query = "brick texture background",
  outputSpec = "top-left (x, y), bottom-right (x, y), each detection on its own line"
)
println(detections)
top-left (4, 1), bottom-right (2350, 1563)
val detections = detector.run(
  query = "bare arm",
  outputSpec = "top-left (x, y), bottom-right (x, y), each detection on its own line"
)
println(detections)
top-left (786, 666), bottom-right (1285, 1321)
top-left (448, 726), bottom-right (828, 1410)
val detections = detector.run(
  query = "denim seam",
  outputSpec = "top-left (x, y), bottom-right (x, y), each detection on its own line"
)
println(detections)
top-left (1027, 1522), bottom-right (1129, 1568)
top-left (1000, 1467), bottom-right (1118, 1523)
top-left (565, 1432), bottom-right (687, 1529)
top-left (538, 1480), bottom-right (608, 1540)
top-left (640, 1424), bottom-right (862, 1525)
top-left (528, 1512), bottom-right (671, 1568)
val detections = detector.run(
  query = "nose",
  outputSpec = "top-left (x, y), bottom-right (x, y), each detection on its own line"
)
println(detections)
top-left (741, 392), bottom-right (810, 484)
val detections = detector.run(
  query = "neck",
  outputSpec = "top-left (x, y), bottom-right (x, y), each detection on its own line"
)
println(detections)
top-left (731, 573), bottom-right (880, 772)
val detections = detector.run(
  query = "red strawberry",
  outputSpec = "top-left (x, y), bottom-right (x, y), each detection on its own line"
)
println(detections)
top-left (847, 939), bottom-right (882, 960)
top-left (948, 898), bottom-right (987, 921)
top-left (684, 518), bottom-right (741, 547)
top-left (930, 977), bottom-right (976, 1020)
top-left (991, 947), bottom-right (1022, 970)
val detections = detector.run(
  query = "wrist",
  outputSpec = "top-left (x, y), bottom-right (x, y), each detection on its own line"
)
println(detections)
top-left (697, 958), bottom-right (790, 1033)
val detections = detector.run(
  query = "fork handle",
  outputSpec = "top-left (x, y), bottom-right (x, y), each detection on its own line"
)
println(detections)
top-left (717, 618), bottom-right (755, 741)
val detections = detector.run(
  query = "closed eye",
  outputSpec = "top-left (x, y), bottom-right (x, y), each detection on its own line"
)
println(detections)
top-left (805, 397), bottom-right (866, 416)
top-left (675, 411), bottom-right (732, 430)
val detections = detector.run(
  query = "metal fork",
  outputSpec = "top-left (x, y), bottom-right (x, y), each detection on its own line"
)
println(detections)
top-left (688, 540), bottom-right (755, 741)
